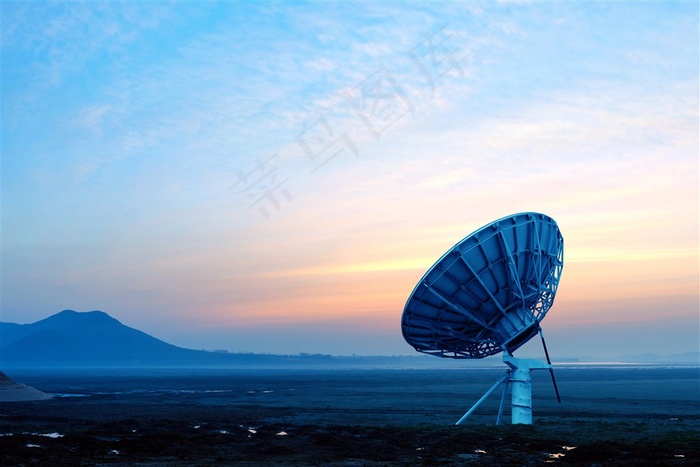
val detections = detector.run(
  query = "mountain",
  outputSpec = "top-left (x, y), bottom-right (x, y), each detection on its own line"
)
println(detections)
top-left (3, 311), bottom-right (697, 369)
top-left (0, 310), bottom-right (213, 368)
top-left (0, 310), bottom-right (465, 369)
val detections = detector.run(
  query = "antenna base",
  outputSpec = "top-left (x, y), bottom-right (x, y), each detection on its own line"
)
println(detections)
top-left (503, 355), bottom-right (552, 425)
top-left (455, 354), bottom-right (553, 426)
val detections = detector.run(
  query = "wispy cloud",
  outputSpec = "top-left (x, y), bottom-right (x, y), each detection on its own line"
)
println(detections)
top-left (2, 1), bottom-right (697, 356)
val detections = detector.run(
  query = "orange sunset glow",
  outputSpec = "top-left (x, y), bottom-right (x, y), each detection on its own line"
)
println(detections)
top-left (3, 2), bottom-right (698, 358)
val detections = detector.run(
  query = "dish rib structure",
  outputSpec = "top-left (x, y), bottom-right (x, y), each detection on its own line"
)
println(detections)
top-left (401, 212), bottom-right (564, 359)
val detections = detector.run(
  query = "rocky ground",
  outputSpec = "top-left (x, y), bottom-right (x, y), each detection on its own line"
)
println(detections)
top-left (1, 400), bottom-right (698, 466)
top-left (1, 368), bottom-right (698, 465)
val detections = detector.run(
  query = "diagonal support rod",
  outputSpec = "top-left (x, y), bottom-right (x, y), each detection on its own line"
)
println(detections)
top-left (539, 327), bottom-right (561, 403)
top-left (455, 372), bottom-right (509, 425)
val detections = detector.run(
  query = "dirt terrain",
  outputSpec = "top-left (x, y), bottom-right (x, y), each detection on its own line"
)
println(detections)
top-left (1, 367), bottom-right (698, 465)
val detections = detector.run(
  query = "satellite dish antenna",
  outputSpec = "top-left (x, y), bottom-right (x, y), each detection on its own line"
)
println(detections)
top-left (401, 212), bottom-right (564, 425)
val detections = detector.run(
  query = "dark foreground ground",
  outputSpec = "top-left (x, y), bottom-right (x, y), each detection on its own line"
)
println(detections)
top-left (1, 366), bottom-right (698, 466)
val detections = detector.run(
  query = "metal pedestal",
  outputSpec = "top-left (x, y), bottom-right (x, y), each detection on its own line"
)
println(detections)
top-left (455, 354), bottom-right (554, 426)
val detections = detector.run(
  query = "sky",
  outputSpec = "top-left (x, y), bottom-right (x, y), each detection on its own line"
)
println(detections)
top-left (2, 1), bottom-right (698, 359)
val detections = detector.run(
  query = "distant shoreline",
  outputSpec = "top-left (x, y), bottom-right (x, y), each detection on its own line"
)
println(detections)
top-left (4, 361), bottom-right (699, 374)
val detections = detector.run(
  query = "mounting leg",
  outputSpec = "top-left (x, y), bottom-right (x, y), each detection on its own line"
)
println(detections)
top-left (455, 373), bottom-right (509, 425)
top-left (496, 372), bottom-right (511, 425)
top-left (455, 354), bottom-right (557, 426)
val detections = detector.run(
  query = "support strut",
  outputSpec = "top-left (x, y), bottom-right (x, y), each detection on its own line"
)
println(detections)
top-left (455, 353), bottom-right (557, 425)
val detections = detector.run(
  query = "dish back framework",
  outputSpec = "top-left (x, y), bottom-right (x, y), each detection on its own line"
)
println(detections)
top-left (401, 212), bottom-right (563, 359)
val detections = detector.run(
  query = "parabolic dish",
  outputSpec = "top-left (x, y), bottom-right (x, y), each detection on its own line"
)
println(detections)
top-left (401, 212), bottom-right (563, 359)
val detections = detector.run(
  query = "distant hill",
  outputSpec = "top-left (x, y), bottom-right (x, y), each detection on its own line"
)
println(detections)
top-left (0, 310), bottom-right (211, 368)
top-left (616, 352), bottom-right (700, 364)
top-left (0, 310), bottom-right (468, 369)
top-left (2, 310), bottom-right (697, 369)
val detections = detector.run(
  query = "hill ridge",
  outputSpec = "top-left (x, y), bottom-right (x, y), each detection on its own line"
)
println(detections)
top-left (2, 311), bottom-right (698, 369)
top-left (1, 310), bottom-right (204, 368)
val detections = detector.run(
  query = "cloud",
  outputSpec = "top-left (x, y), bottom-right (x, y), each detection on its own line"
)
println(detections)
top-left (2, 2), bottom-right (697, 357)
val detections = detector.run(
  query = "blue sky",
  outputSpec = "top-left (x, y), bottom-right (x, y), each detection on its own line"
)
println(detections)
top-left (2, 1), bottom-right (698, 358)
